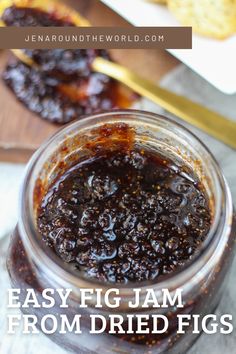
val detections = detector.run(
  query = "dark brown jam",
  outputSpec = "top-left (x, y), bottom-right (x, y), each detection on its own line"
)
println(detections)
top-left (2, 6), bottom-right (74, 26)
top-left (2, 6), bottom-right (111, 80)
top-left (7, 120), bottom-right (235, 353)
top-left (2, 6), bottom-right (130, 123)
top-left (3, 61), bottom-right (118, 124)
top-left (37, 147), bottom-right (211, 283)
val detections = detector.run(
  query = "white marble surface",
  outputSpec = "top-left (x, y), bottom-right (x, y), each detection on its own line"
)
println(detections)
top-left (101, 0), bottom-right (236, 94)
top-left (0, 64), bottom-right (236, 354)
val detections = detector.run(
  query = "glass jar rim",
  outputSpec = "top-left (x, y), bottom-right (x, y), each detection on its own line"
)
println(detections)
top-left (18, 109), bottom-right (233, 295)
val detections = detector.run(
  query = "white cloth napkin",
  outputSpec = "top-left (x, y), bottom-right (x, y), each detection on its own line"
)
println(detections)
top-left (0, 64), bottom-right (235, 353)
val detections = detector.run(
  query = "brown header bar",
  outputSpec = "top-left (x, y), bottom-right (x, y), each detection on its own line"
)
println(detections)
top-left (0, 27), bottom-right (192, 49)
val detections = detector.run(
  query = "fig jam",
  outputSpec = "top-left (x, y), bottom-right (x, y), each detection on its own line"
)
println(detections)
top-left (2, 6), bottom-right (112, 79)
top-left (2, 6), bottom-right (127, 123)
top-left (3, 61), bottom-right (118, 124)
top-left (2, 6), bottom-right (74, 27)
top-left (37, 147), bottom-right (211, 283)
top-left (2, 6), bottom-right (103, 80)
top-left (7, 113), bottom-right (235, 354)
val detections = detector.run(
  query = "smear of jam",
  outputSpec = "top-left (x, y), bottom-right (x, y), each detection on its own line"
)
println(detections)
top-left (3, 61), bottom-right (118, 124)
top-left (2, 6), bottom-right (111, 80)
top-left (2, 6), bottom-right (134, 123)
top-left (2, 6), bottom-right (74, 26)
top-left (37, 147), bottom-right (211, 283)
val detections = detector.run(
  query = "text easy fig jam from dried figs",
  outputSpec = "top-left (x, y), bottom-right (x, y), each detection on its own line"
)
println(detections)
top-left (37, 123), bottom-right (211, 284)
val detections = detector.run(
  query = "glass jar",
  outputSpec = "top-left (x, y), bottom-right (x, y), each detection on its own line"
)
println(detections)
top-left (7, 110), bottom-right (235, 354)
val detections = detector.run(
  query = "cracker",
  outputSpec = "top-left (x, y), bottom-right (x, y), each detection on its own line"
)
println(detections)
top-left (168, 0), bottom-right (236, 39)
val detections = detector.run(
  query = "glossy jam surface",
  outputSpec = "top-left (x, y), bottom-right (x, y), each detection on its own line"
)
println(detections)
top-left (3, 61), bottom-right (117, 124)
top-left (7, 119), bottom-right (235, 353)
top-left (37, 147), bottom-right (211, 283)
top-left (2, 6), bottom-right (74, 26)
top-left (3, 6), bottom-right (111, 79)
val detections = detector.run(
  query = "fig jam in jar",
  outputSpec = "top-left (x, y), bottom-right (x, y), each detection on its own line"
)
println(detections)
top-left (7, 110), bottom-right (235, 353)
